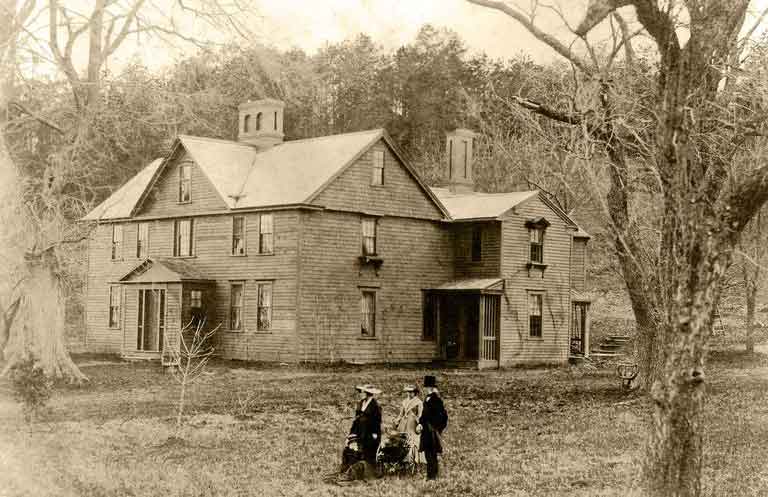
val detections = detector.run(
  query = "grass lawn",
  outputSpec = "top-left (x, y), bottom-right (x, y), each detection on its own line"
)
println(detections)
top-left (0, 349), bottom-right (767, 497)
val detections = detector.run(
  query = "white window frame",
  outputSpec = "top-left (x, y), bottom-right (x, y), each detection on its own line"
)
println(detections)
top-left (362, 218), bottom-right (377, 256)
top-left (173, 219), bottom-right (194, 257)
top-left (111, 224), bottom-right (123, 261)
top-left (529, 227), bottom-right (545, 264)
top-left (136, 222), bottom-right (149, 259)
top-left (256, 282), bottom-right (273, 331)
top-left (178, 163), bottom-right (192, 203)
top-left (528, 292), bottom-right (544, 338)
top-left (229, 282), bottom-right (244, 331)
top-left (108, 285), bottom-right (121, 328)
top-left (360, 289), bottom-right (377, 338)
top-left (259, 214), bottom-right (274, 254)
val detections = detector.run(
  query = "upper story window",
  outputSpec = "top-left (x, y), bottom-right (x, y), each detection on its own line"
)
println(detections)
top-left (243, 114), bottom-right (251, 133)
top-left (136, 222), bottom-right (149, 259)
top-left (529, 292), bottom-right (543, 337)
top-left (362, 218), bottom-right (377, 256)
top-left (372, 150), bottom-right (384, 186)
top-left (179, 163), bottom-right (192, 203)
top-left (111, 224), bottom-right (123, 260)
top-left (526, 218), bottom-right (550, 264)
top-left (232, 216), bottom-right (246, 256)
top-left (471, 226), bottom-right (482, 262)
top-left (255, 112), bottom-right (262, 131)
top-left (173, 219), bottom-right (194, 257)
top-left (259, 214), bottom-right (274, 254)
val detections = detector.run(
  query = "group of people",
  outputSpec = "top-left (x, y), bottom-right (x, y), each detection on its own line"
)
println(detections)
top-left (341, 374), bottom-right (448, 481)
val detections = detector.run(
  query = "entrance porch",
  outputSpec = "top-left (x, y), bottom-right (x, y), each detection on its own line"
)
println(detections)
top-left (424, 278), bottom-right (503, 369)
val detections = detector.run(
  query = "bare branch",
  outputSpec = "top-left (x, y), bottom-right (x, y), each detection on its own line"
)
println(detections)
top-left (575, 0), bottom-right (632, 36)
top-left (9, 100), bottom-right (65, 134)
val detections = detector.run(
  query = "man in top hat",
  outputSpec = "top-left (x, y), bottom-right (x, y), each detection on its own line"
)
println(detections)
top-left (417, 375), bottom-right (448, 480)
top-left (350, 384), bottom-right (382, 465)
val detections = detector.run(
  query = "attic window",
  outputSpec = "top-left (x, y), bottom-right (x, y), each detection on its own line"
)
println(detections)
top-left (179, 163), bottom-right (192, 203)
top-left (255, 112), bottom-right (262, 131)
top-left (372, 150), bottom-right (384, 185)
top-left (244, 114), bottom-right (251, 133)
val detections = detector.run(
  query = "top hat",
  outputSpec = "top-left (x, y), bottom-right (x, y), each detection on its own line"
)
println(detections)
top-left (423, 375), bottom-right (437, 388)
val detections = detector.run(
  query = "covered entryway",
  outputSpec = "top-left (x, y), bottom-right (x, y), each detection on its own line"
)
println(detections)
top-left (424, 278), bottom-right (503, 369)
top-left (113, 258), bottom-right (215, 360)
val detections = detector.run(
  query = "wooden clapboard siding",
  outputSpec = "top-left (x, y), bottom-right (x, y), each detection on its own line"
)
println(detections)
top-left (85, 223), bottom-right (137, 352)
top-left (310, 140), bottom-right (444, 220)
top-left (498, 195), bottom-right (574, 366)
top-left (452, 222), bottom-right (502, 279)
top-left (137, 151), bottom-right (228, 218)
top-left (85, 210), bottom-right (300, 360)
top-left (296, 210), bottom-right (453, 363)
top-left (571, 238), bottom-right (588, 292)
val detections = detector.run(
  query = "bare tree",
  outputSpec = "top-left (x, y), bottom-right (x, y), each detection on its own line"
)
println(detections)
top-left (163, 319), bottom-right (217, 432)
top-left (467, 1), bottom-right (768, 495)
top-left (739, 208), bottom-right (767, 353)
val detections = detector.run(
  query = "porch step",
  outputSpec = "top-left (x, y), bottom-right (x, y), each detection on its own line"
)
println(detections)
top-left (434, 360), bottom-right (478, 370)
top-left (607, 335), bottom-right (631, 342)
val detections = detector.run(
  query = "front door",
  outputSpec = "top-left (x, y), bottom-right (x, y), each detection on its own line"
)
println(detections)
top-left (570, 302), bottom-right (589, 355)
top-left (137, 289), bottom-right (165, 352)
top-left (438, 294), bottom-right (479, 361)
top-left (479, 294), bottom-right (500, 369)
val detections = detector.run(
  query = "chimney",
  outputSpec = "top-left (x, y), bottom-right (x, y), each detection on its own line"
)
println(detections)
top-left (238, 98), bottom-right (285, 149)
top-left (446, 128), bottom-right (477, 193)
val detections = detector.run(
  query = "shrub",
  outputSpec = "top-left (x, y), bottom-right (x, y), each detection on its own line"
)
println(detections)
top-left (8, 357), bottom-right (53, 422)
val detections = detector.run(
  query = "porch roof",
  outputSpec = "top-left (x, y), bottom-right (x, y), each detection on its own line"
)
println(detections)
top-left (115, 257), bottom-right (214, 283)
top-left (571, 290), bottom-right (594, 302)
top-left (430, 277), bottom-right (505, 293)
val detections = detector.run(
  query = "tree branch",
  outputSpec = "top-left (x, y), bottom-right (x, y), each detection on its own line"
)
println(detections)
top-left (575, 0), bottom-right (632, 36)
top-left (466, 0), bottom-right (594, 75)
top-left (9, 100), bottom-right (66, 134)
top-left (511, 95), bottom-right (582, 125)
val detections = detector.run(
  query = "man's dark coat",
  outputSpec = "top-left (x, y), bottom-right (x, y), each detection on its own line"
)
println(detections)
top-left (419, 392), bottom-right (447, 453)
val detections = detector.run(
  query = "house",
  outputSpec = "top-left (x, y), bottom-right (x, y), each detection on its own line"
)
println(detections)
top-left (82, 98), bottom-right (591, 368)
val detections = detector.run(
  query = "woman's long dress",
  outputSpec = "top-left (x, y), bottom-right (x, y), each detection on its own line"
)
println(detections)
top-left (397, 396), bottom-right (426, 464)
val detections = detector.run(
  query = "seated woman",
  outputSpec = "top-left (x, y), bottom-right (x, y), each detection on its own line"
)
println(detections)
top-left (393, 385), bottom-right (426, 465)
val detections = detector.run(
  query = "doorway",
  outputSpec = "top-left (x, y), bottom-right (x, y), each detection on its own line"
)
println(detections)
top-left (438, 294), bottom-right (479, 361)
top-left (137, 289), bottom-right (166, 352)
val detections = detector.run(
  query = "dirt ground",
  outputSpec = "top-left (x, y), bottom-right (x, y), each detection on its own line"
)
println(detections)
top-left (0, 349), bottom-right (766, 497)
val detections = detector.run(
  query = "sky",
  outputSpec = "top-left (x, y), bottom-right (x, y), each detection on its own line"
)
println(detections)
top-left (28, 0), bottom-right (768, 76)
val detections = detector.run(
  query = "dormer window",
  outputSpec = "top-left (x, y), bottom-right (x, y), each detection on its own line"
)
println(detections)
top-left (243, 114), bottom-right (251, 133)
top-left (526, 218), bottom-right (550, 264)
top-left (179, 163), bottom-right (191, 203)
top-left (255, 112), bottom-right (262, 131)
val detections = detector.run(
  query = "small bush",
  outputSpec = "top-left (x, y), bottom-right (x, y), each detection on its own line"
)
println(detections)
top-left (8, 358), bottom-right (53, 422)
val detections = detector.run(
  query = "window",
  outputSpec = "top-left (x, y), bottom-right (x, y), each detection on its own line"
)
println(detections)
top-left (232, 216), bottom-right (246, 255)
top-left (108, 285), bottom-right (121, 328)
top-left (255, 112), bottom-right (262, 131)
top-left (244, 114), bottom-right (251, 133)
top-left (179, 163), bottom-right (191, 202)
top-left (361, 290), bottom-right (376, 337)
top-left (362, 218), bottom-right (377, 256)
top-left (173, 219), bottom-right (194, 257)
top-left (372, 150), bottom-right (384, 185)
top-left (422, 293), bottom-right (438, 341)
top-left (471, 226), bottom-right (482, 262)
top-left (530, 228), bottom-right (544, 263)
top-left (229, 283), bottom-right (244, 330)
top-left (190, 290), bottom-right (203, 309)
top-left (259, 214), bottom-right (274, 254)
top-left (136, 222), bottom-right (149, 259)
top-left (257, 283), bottom-right (272, 331)
top-left (529, 293), bottom-right (543, 337)
top-left (111, 224), bottom-right (123, 260)
top-left (463, 140), bottom-right (468, 178)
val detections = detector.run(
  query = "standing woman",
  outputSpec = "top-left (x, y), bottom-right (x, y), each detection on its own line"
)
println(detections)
top-left (354, 384), bottom-right (382, 465)
top-left (394, 385), bottom-right (426, 465)
top-left (417, 375), bottom-right (448, 480)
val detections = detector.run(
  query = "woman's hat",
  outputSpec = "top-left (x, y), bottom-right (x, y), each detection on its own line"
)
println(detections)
top-left (403, 384), bottom-right (419, 393)
top-left (423, 375), bottom-right (437, 388)
top-left (356, 384), bottom-right (382, 395)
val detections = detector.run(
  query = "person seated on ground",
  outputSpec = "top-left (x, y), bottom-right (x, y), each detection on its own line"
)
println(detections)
top-left (393, 385), bottom-right (426, 466)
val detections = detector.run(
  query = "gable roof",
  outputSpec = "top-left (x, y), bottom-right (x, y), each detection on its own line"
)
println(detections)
top-left (430, 188), bottom-right (540, 221)
top-left (83, 129), bottom-right (448, 221)
top-left (82, 159), bottom-right (164, 221)
top-left (116, 257), bottom-right (212, 283)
